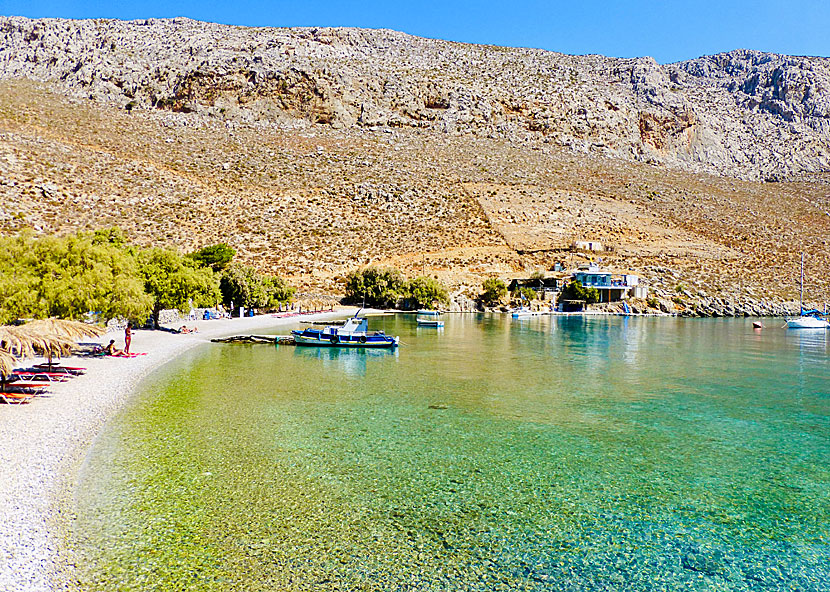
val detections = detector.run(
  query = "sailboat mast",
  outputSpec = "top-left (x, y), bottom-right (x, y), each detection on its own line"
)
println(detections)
top-left (800, 252), bottom-right (804, 312)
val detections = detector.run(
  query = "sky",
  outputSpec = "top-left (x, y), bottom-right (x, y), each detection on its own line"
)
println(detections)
top-left (0, 0), bottom-right (828, 63)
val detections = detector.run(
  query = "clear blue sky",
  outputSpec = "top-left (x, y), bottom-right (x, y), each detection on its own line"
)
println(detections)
top-left (1, 0), bottom-right (828, 63)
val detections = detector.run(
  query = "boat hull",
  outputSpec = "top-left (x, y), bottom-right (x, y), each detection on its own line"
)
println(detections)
top-left (786, 316), bottom-right (830, 329)
top-left (292, 331), bottom-right (399, 348)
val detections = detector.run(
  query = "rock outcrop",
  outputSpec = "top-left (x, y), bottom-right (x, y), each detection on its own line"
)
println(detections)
top-left (0, 16), bottom-right (828, 181)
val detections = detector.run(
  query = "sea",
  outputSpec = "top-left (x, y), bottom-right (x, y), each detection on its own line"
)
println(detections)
top-left (69, 314), bottom-right (829, 591)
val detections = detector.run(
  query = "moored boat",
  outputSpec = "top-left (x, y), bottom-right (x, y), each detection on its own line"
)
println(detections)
top-left (511, 307), bottom-right (545, 319)
top-left (786, 313), bottom-right (829, 329)
top-left (786, 254), bottom-right (829, 329)
top-left (416, 310), bottom-right (444, 327)
top-left (291, 314), bottom-right (399, 348)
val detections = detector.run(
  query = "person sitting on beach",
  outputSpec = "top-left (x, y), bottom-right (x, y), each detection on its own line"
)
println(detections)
top-left (103, 340), bottom-right (124, 356)
top-left (178, 326), bottom-right (199, 334)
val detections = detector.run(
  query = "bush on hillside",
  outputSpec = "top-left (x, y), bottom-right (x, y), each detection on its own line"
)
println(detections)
top-left (188, 243), bottom-right (236, 272)
top-left (480, 278), bottom-right (508, 306)
top-left (405, 276), bottom-right (450, 310)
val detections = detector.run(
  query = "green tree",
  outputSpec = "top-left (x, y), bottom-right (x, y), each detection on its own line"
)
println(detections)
top-left (188, 243), bottom-right (236, 272)
top-left (559, 280), bottom-right (600, 304)
top-left (405, 276), bottom-right (450, 310)
top-left (480, 278), bottom-right (508, 306)
top-left (0, 231), bottom-right (151, 324)
top-left (511, 286), bottom-right (537, 302)
top-left (344, 267), bottom-right (406, 308)
top-left (220, 263), bottom-right (294, 310)
top-left (139, 248), bottom-right (219, 328)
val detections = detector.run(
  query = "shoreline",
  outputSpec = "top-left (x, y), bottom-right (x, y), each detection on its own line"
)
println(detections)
top-left (0, 309), bottom-right (352, 592)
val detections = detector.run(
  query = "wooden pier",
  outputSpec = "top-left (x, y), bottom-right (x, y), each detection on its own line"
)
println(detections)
top-left (211, 334), bottom-right (295, 345)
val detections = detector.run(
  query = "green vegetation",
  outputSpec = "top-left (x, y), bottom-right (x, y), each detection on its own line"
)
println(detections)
top-left (188, 243), bottom-right (236, 272)
top-left (480, 278), bottom-right (508, 306)
top-left (559, 280), bottom-right (599, 304)
top-left (0, 230), bottom-right (293, 326)
top-left (344, 267), bottom-right (407, 308)
top-left (343, 267), bottom-right (449, 310)
top-left (0, 231), bottom-right (151, 324)
top-left (219, 263), bottom-right (294, 311)
top-left (511, 286), bottom-right (537, 302)
top-left (138, 248), bottom-right (219, 328)
top-left (406, 276), bottom-right (450, 310)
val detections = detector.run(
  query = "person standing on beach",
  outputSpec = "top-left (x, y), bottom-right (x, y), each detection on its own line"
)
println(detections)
top-left (124, 322), bottom-right (132, 354)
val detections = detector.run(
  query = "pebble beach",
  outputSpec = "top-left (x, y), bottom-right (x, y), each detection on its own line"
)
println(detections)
top-left (0, 310), bottom-right (347, 592)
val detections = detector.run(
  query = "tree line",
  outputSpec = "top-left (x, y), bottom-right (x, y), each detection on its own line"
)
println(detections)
top-left (0, 229), bottom-right (294, 326)
top-left (343, 268), bottom-right (450, 310)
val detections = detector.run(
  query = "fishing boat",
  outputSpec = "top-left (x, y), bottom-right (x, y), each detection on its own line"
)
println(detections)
top-left (786, 253), bottom-right (829, 329)
top-left (291, 313), bottom-right (400, 348)
top-left (416, 310), bottom-right (444, 327)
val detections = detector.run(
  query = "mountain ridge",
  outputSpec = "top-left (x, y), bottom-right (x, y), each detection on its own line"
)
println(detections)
top-left (1, 16), bottom-right (828, 182)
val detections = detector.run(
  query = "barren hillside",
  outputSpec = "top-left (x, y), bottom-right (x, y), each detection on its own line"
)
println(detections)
top-left (0, 18), bottom-right (828, 309)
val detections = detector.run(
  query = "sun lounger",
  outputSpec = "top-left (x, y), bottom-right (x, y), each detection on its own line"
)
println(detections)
top-left (30, 364), bottom-right (85, 375)
top-left (17, 367), bottom-right (78, 377)
top-left (0, 391), bottom-right (36, 404)
top-left (33, 363), bottom-right (86, 371)
top-left (1, 382), bottom-right (48, 395)
top-left (12, 371), bottom-right (71, 382)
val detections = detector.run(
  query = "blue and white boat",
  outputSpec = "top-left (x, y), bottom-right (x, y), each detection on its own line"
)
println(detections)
top-left (786, 254), bottom-right (829, 329)
top-left (416, 310), bottom-right (444, 327)
top-left (292, 314), bottom-right (400, 348)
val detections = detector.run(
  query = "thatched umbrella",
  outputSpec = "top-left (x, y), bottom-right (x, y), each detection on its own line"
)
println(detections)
top-left (0, 349), bottom-right (17, 380)
top-left (25, 331), bottom-right (75, 360)
top-left (19, 319), bottom-right (103, 369)
top-left (23, 318), bottom-right (105, 341)
top-left (0, 326), bottom-right (35, 358)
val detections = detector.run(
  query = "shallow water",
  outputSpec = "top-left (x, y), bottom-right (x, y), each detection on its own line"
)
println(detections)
top-left (71, 316), bottom-right (829, 591)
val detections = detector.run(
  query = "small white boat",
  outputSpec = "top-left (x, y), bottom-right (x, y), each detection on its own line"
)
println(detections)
top-left (786, 254), bottom-right (829, 329)
top-left (416, 310), bottom-right (444, 327)
top-left (511, 307), bottom-right (545, 319)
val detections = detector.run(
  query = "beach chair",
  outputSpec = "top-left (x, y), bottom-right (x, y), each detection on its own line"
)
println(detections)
top-left (0, 391), bottom-right (35, 404)
top-left (12, 371), bottom-right (70, 383)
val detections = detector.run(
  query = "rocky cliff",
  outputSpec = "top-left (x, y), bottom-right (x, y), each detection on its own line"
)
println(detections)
top-left (0, 18), bottom-right (828, 309)
top-left (1, 16), bottom-right (828, 182)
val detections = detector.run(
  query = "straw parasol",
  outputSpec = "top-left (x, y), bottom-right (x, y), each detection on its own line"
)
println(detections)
top-left (22, 318), bottom-right (105, 341)
top-left (0, 349), bottom-right (17, 379)
top-left (0, 325), bottom-right (35, 358)
top-left (23, 331), bottom-right (75, 360)
top-left (20, 319), bottom-right (102, 368)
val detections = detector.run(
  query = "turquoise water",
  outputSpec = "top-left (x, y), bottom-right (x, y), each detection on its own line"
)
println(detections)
top-left (71, 316), bottom-right (829, 591)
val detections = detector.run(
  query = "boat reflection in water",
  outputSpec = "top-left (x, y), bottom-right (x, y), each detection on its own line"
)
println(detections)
top-left (292, 344), bottom-right (398, 377)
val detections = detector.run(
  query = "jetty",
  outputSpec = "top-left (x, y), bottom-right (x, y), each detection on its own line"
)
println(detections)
top-left (211, 334), bottom-right (295, 345)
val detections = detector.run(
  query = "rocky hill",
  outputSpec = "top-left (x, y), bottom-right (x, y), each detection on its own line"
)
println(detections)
top-left (0, 17), bottom-right (828, 310)
top-left (1, 16), bottom-right (829, 181)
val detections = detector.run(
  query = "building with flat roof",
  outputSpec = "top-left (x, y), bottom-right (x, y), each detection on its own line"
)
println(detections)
top-left (571, 263), bottom-right (645, 302)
